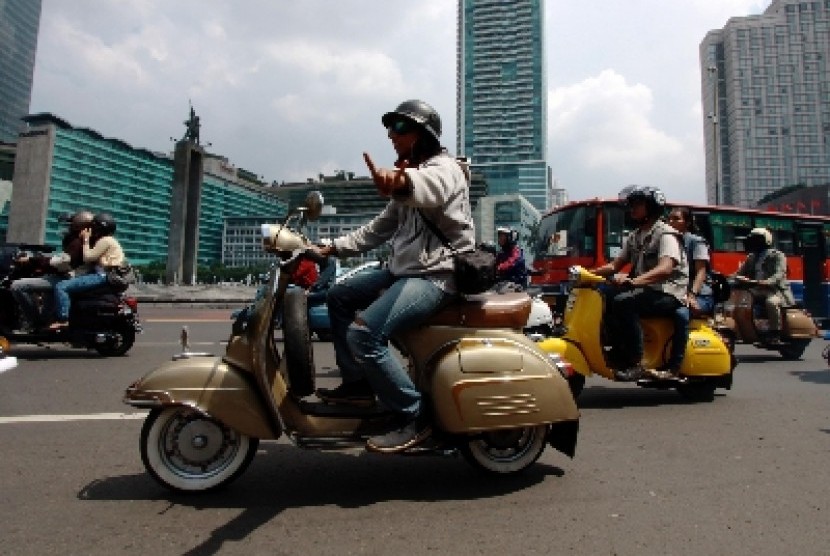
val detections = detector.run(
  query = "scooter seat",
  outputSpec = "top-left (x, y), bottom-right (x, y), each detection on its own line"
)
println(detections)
top-left (426, 292), bottom-right (532, 329)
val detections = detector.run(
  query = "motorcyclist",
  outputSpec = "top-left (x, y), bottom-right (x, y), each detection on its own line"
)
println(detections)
top-left (9, 210), bottom-right (93, 331)
top-left (664, 206), bottom-right (716, 375)
top-left (495, 226), bottom-right (528, 291)
top-left (589, 185), bottom-right (689, 381)
top-left (312, 99), bottom-right (475, 454)
top-left (731, 227), bottom-right (795, 345)
top-left (50, 212), bottom-right (125, 329)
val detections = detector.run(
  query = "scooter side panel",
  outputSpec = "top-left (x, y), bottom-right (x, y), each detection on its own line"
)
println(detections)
top-left (679, 326), bottom-right (733, 376)
top-left (429, 338), bottom-right (579, 434)
top-left (124, 356), bottom-right (278, 440)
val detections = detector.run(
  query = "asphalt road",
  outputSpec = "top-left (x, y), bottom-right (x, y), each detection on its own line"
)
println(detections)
top-left (0, 305), bottom-right (828, 556)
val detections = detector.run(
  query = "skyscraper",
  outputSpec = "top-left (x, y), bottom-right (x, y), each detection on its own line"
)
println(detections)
top-left (0, 0), bottom-right (42, 143)
top-left (457, 0), bottom-right (549, 212)
top-left (701, 0), bottom-right (830, 208)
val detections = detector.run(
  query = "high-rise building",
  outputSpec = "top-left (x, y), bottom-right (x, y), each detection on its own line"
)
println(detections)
top-left (701, 0), bottom-right (830, 208)
top-left (0, 0), bottom-right (42, 142)
top-left (457, 0), bottom-right (549, 212)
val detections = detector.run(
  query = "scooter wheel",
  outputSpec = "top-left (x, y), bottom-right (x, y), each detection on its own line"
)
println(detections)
top-left (460, 425), bottom-right (548, 475)
top-left (140, 407), bottom-right (259, 493)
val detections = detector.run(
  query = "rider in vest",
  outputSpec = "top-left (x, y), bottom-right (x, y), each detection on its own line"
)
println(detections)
top-left (731, 227), bottom-right (795, 345)
top-left (589, 185), bottom-right (689, 381)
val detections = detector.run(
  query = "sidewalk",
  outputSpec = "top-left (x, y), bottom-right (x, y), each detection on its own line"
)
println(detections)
top-left (127, 283), bottom-right (259, 305)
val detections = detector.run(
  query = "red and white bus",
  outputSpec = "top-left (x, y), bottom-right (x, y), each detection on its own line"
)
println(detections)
top-left (531, 198), bottom-right (830, 321)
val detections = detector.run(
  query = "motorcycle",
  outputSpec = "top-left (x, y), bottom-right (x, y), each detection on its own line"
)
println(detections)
top-left (0, 245), bottom-right (141, 357)
top-left (537, 266), bottom-right (735, 401)
top-left (711, 279), bottom-right (820, 360)
top-left (124, 192), bottom-right (580, 492)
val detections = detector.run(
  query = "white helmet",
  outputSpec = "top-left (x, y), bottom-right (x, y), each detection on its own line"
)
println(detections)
top-left (748, 227), bottom-right (773, 247)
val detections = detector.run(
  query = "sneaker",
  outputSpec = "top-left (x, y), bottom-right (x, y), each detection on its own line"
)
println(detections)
top-left (366, 412), bottom-right (432, 454)
top-left (645, 367), bottom-right (679, 381)
top-left (316, 379), bottom-right (376, 407)
top-left (613, 365), bottom-right (644, 382)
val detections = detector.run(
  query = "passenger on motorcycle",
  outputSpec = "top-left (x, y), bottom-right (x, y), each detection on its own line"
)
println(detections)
top-left (664, 206), bottom-right (716, 374)
top-left (589, 185), bottom-right (689, 381)
top-left (10, 210), bottom-right (93, 332)
top-left (311, 99), bottom-right (475, 454)
top-left (495, 226), bottom-right (528, 291)
top-left (730, 227), bottom-right (795, 345)
top-left (50, 212), bottom-right (125, 330)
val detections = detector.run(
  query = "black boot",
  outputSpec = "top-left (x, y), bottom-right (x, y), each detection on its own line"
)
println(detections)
top-left (316, 379), bottom-right (376, 407)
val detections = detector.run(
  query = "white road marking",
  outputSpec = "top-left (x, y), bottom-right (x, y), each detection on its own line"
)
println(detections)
top-left (0, 412), bottom-right (148, 424)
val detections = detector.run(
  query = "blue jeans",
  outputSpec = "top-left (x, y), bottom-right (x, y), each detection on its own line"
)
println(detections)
top-left (54, 272), bottom-right (107, 321)
top-left (326, 268), bottom-right (452, 417)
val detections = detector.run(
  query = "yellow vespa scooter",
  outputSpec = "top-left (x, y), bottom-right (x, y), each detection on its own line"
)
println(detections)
top-left (537, 266), bottom-right (735, 401)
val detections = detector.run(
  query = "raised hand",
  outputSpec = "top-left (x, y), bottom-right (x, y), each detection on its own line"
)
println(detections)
top-left (363, 152), bottom-right (408, 197)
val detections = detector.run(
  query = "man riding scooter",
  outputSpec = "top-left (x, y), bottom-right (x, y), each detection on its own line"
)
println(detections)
top-left (589, 185), bottom-right (689, 381)
top-left (731, 227), bottom-right (795, 346)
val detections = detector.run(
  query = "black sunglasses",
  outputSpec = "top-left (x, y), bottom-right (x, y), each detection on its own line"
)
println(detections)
top-left (387, 119), bottom-right (417, 135)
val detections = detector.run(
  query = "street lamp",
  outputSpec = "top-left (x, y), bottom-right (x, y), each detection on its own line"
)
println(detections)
top-left (707, 64), bottom-right (720, 206)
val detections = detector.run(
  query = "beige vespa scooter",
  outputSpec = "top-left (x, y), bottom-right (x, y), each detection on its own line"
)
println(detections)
top-left (124, 193), bottom-right (580, 492)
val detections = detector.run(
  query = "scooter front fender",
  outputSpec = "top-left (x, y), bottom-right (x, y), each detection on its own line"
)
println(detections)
top-left (536, 336), bottom-right (592, 377)
top-left (124, 356), bottom-right (278, 440)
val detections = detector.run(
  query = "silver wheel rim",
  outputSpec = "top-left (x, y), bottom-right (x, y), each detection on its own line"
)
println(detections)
top-left (156, 409), bottom-right (242, 480)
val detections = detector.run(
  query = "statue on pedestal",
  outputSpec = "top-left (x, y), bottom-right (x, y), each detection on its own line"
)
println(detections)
top-left (182, 104), bottom-right (200, 145)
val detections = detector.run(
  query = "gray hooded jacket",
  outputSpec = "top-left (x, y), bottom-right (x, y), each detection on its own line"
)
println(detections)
top-left (332, 152), bottom-right (475, 292)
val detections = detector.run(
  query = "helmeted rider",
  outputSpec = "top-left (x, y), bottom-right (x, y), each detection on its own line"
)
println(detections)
top-left (9, 210), bottom-right (93, 332)
top-left (731, 227), bottom-right (795, 345)
top-left (589, 185), bottom-right (689, 381)
top-left (495, 226), bottom-right (528, 290)
top-left (51, 212), bottom-right (126, 329)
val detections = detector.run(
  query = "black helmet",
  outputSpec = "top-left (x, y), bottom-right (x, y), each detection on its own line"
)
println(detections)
top-left (618, 184), bottom-right (666, 217)
top-left (746, 227), bottom-right (773, 251)
top-left (70, 210), bottom-right (94, 233)
top-left (381, 99), bottom-right (442, 141)
top-left (92, 212), bottom-right (116, 235)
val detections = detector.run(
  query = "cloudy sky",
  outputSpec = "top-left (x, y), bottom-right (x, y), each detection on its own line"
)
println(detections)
top-left (29, 0), bottom-right (770, 205)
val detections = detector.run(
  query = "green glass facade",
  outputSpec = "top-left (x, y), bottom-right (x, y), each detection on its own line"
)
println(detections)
top-left (7, 114), bottom-right (286, 266)
top-left (457, 0), bottom-right (548, 212)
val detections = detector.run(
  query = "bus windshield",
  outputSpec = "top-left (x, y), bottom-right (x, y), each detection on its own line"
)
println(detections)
top-left (534, 205), bottom-right (596, 259)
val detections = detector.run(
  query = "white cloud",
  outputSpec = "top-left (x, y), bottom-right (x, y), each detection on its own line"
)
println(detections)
top-left (549, 70), bottom-right (704, 202)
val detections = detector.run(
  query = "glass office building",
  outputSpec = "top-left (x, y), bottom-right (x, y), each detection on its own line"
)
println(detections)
top-left (0, 0), bottom-right (42, 142)
top-left (701, 0), bottom-right (830, 208)
top-left (457, 0), bottom-right (549, 212)
top-left (6, 113), bottom-right (286, 265)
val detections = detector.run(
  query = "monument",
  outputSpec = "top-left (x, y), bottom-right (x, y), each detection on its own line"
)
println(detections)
top-left (165, 104), bottom-right (205, 285)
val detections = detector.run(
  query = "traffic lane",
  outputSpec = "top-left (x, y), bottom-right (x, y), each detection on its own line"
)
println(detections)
top-left (0, 318), bottom-right (339, 419)
top-left (567, 341), bottom-right (829, 554)
top-left (1, 324), bottom-right (828, 554)
top-left (1, 363), bottom-right (827, 556)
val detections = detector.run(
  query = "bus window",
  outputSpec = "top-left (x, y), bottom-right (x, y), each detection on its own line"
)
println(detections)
top-left (602, 205), bottom-right (629, 260)
top-left (709, 212), bottom-right (753, 252)
top-left (534, 205), bottom-right (596, 259)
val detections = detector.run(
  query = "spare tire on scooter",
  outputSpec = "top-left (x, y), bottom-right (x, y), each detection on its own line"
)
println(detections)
top-left (282, 287), bottom-right (316, 396)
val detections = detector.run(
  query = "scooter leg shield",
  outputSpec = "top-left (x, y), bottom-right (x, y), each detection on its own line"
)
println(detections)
top-left (679, 325), bottom-right (733, 378)
top-left (124, 356), bottom-right (278, 440)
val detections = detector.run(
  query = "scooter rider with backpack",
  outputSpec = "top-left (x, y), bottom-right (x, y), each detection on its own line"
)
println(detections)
top-left (589, 185), bottom-right (689, 381)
